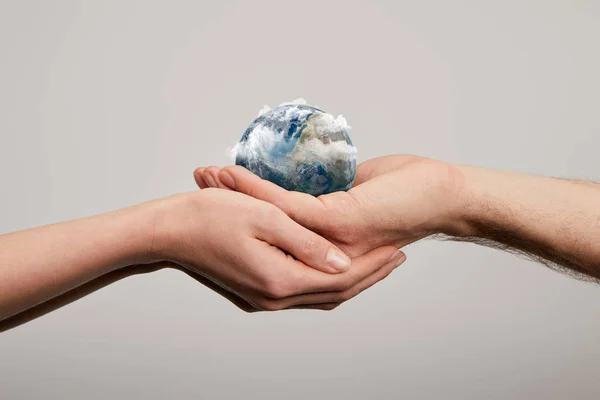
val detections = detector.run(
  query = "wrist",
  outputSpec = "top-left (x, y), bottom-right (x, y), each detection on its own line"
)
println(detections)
top-left (102, 201), bottom-right (164, 269)
top-left (142, 191), bottom-right (208, 265)
top-left (412, 160), bottom-right (475, 238)
top-left (438, 164), bottom-right (500, 238)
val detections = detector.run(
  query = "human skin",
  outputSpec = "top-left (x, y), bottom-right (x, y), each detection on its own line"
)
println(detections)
top-left (0, 189), bottom-right (406, 324)
top-left (197, 154), bottom-right (600, 281)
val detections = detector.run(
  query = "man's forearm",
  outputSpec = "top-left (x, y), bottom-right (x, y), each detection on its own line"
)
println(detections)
top-left (444, 165), bottom-right (600, 280)
top-left (0, 203), bottom-right (155, 321)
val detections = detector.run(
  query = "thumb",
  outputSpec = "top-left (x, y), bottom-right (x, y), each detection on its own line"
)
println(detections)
top-left (257, 207), bottom-right (351, 274)
top-left (355, 155), bottom-right (422, 186)
top-left (218, 166), bottom-right (326, 229)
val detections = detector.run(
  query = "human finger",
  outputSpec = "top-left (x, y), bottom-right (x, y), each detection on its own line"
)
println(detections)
top-left (292, 245), bottom-right (403, 294)
top-left (254, 207), bottom-right (351, 274)
top-left (285, 250), bottom-right (404, 308)
top-left (355, 155), bottom-right (422, 186)
top-left (217, 165), bottom-right (325, 227)
top-left (255, 248), bottom-right (405, 311)
top-left (203, 166), bottom-right (235, 190)
top-left (193, 167), bottom-right (210, 189)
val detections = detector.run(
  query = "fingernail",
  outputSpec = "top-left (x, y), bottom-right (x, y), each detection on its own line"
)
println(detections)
top-left (326, 248), bottom-right (351, 272)
top-left (395, 253), bottom-right (407, 267)
top-left (194, 169), bottom-right (205, 186)
top-left (203, 172), bottom-right (217, 187)
top-left (219, 170), bottom-right (235, 189)
top-left (388, 249), bottom-right (405, 265)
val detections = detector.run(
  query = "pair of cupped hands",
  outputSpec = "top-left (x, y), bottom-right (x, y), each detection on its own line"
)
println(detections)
top-left (150, 155), bottom-right (463, 312)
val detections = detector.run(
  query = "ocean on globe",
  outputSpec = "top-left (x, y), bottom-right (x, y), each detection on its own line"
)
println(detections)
top-left (234, 103), bottom-right (357, 196)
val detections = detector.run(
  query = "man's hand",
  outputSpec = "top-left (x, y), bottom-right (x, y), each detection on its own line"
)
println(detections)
top-left (195, 155), bottom-right (465, 257)
top-left (196, 154), bottom-right (600, 281)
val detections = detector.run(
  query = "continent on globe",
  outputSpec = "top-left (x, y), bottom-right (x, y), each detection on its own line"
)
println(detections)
top-left (233, 102), bottom-right (357, 196)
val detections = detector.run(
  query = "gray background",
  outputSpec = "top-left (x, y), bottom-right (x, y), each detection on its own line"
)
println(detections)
top-left (1, 1), bottom-right (599, 399)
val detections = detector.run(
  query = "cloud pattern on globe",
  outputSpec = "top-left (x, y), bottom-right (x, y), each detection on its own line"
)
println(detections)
top-left (233, 100), bottom-right (357, 196)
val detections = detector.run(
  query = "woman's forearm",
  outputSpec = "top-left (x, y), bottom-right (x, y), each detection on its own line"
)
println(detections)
top-left (0, 203), bottom-right (155, 321)
top-left (447, 165), bottom-right (600, 279)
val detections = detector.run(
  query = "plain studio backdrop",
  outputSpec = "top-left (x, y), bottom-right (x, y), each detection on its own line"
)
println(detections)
top-left (1, 1), bottom-right (599, 399)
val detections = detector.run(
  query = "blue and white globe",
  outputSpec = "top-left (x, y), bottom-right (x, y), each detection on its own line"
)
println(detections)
top-left (234, 103), bottom-right (357, 196)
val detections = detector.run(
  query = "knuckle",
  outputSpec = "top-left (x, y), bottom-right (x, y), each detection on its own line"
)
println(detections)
top-left (254, 298), bottom-right (275, 311)
top-left (343, 287), bottom-right (360, 302)
top-left (334, 291), bottom-right (350, 303)
top-left (299, 234), bottom-right (320, 254)
top-left (222, 166), bottom-right (237, 177)
top-left (330, 279), bottom-right (350, 292)
top-left (335, 274), bottom-right (358, 292)
top-left (284, 193), bottom-right (306, 220)
top-left (259, 276), bottom-right (290, 299)
top-left (245, 185), bottom-right (259, 201)
top-left (347, 271), bottom-right (361, 287)
top-left (254, 298), bottom-right (281, 312)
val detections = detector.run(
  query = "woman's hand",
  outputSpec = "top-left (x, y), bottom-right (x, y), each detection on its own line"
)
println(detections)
top-left (149, 189), bottom-right (406, 311)
top-left (0, 187), bottom-right (405, 324)
top-left (195, 155), bottom-right (465, 258)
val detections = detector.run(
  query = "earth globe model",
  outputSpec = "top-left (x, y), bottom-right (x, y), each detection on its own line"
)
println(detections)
top-left (234, 103), bottom-right (357, 196)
